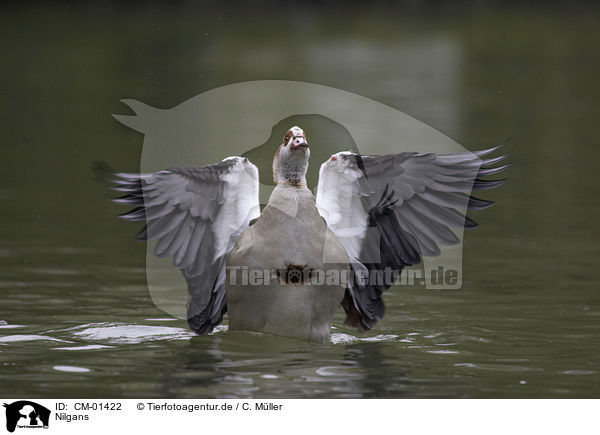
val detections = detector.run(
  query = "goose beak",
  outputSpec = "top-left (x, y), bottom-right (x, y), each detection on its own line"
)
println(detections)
top-left (291, 139), bottom-right (309, 150)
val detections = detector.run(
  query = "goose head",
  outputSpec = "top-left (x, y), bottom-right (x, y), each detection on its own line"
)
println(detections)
top-left (273, 126), bottom-right (310, 187)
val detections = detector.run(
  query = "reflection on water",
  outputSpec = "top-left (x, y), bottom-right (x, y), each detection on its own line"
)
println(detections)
top-left (1, 3), bottom-right (600, 398)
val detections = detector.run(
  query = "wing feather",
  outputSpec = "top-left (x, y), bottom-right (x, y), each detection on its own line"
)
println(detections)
top-left (110, 157), bottom-right (260, 334)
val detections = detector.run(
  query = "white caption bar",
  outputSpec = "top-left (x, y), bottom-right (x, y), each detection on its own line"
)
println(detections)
top-left (0, 399), bottom-right (596, 434)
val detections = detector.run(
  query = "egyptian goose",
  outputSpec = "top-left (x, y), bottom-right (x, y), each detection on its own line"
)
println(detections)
top-left (110, 126), bottom-right (507, 342)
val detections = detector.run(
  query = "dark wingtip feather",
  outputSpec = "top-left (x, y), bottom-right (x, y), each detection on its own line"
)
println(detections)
top-left (468, 195), bottom-right (495, 210)
top-left (473, 144), bottom-right (503, 158)
top-left (464, 215), bottom-right (479, 230)
top-left (111, 186), bottom-right (142, 193)
top-left (478, 163), bottom-right (510, 177)
top-left (120, 207), bottom-right (146, 221)
top-left (111, 193), bottom-right (144, 206)
top-left (480, 154), bottom-right (510, 167)
top-left (473, 137), bottom-right (513, 158)
top-left (187, 301), bottom-right (227, 336)
top-left (472, 178), bottom-right (507, 190)
top-left (135, 225), bottom-right (148, 241)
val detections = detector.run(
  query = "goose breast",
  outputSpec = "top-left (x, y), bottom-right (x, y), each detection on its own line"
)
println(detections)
top-left (226, 185), bottom-right (349, 342)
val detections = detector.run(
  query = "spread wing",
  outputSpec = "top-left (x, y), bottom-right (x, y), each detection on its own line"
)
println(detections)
top-left (111, 157), bottom-right (260, 334)
top-left (315, 146), bottom-right (508, 331)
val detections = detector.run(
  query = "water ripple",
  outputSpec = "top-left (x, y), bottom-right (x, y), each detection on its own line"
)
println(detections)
top-left (53, 365), bottom-right (91, 373)
top-left (0, 334), bottom-right (71, 343)
top-left (0, 321), bottom-right (25, 329)
top-left (52, 344), bottom-right (114, 351)
top-left (69, 322), bottom-right (195, 344)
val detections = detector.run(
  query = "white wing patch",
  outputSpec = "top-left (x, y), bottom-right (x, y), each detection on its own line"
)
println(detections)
top-left (316, 153), bottom-right (369, 261)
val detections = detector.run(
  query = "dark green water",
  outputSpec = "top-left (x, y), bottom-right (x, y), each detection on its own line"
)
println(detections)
top-left (1, 3), bottom-right (599, 398)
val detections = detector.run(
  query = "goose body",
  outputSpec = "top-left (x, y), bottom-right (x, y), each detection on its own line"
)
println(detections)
top-left (226, 184), bottom-right (349, 342)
